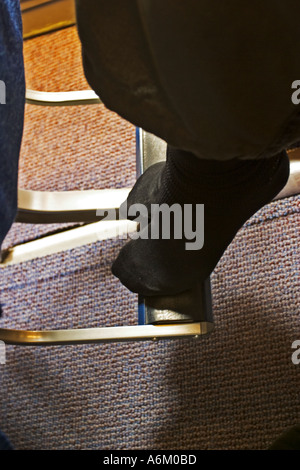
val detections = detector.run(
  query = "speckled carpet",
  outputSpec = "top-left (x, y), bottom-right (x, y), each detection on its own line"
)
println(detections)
top-left (0, 26), bottom-right (299, 450)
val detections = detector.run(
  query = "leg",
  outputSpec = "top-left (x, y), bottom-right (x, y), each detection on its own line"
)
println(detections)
top-left (76, 1), bottom-right (299, 295)
top-left (0, 1), bottom-right (25, 248)
top-left (112, 147), bottom-right (289, 295)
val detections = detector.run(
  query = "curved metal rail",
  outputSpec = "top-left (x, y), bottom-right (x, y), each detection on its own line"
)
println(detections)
top-left (26, 89), bottom-right (102, 106)
top-left (2, 88), bottom-right (216, 346)
top-left (275, 149), bottom-right (300, 200)
top-left (0, 322), bottom-right (213, 345)
top-left (16, 188), bottom-right (131, 223)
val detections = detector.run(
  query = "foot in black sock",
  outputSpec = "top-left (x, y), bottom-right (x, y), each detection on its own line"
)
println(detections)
top-left (113, 147), bottom-right (289, 296)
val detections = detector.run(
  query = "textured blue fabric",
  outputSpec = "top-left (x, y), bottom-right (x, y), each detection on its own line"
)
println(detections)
top-left (0, 430), bottom-right (13, 450)
top-left (0, 0), bottom-right (25, 248)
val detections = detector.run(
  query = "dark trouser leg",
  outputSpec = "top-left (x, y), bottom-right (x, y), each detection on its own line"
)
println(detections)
top-left (75, 1), bottom-right (298, 295)
top-left (0, 1), bottom-right (25, 248)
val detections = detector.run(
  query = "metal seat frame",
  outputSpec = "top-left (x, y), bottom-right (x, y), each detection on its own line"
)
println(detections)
top-left (0, 89), bottom-right (215, 345)
top-left (1, 89), bottom-right (299, 345)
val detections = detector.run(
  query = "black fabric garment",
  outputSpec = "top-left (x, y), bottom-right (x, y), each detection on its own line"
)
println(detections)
top-left (112, 149), bottom-right (289, 296)
top-left (0, 430), bottom-right (13, 450)
top-left (269, 425), bottom-right (300, 450)
top-left (75, 0), bottom-right (300, 161)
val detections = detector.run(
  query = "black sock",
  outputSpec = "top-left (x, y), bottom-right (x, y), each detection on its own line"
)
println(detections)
top-left (113, 147), bottom-right (289, 296)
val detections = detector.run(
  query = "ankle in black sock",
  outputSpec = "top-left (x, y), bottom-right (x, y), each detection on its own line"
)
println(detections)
top-left (113, 148), bottom-right (289, 296)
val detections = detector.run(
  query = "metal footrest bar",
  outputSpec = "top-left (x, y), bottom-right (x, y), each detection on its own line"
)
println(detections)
top-left (16, 188), bottom-right (131, 223)
top-left (0, 322), bottom-right (213, 346)
top-left (275, 148), bottom-right (300, 200)
top-left (26, 89), bottom-right (102, 106)
top-left (16, 157), bottom-right (300, 224)
top-left (3, 123), bottom-right (297, 343)
top-left (0, 85), bottom-right (216, 345)
top-left (0, 220), bottom-right (137, 267)
top-left (0, 125), bottom-right (214, 344)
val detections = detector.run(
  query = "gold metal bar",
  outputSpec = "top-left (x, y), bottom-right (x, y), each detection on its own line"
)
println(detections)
top-left (274, 158), bottom-right (300, 200)
top-left (0, 322), bottom-right (213, 345)
top-left (16, 187), bottom-right (131, 223)
top-left (18, 188), bottom-right (130, 212)
top-left (0, 220), bottom-right (137, 266)
top-left (22, 0), bottom-right (76, 40)
top-left (25, 89), bottom-right (102, 106)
